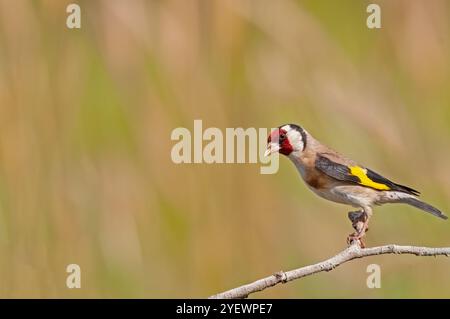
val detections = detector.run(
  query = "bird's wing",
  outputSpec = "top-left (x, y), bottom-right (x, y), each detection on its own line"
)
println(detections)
top-left (315, 154), bottom-right (420, 195)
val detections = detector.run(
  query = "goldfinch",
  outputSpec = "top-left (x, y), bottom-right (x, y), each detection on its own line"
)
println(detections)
top-left (265, 124), bottom-right (447, 245)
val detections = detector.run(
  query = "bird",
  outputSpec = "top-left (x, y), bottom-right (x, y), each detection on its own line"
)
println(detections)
top-left (265, 124), bottom-right (447, 246)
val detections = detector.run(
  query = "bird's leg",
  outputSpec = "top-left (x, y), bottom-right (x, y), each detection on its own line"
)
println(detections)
top-left (347, 210), bottom-right (366, 247)
top-left (347, 209), bottom-right (371, 248)
top-left (359, 207), bottom-right (373, 239)
top-left (348, 211), bottom-right (365, 231)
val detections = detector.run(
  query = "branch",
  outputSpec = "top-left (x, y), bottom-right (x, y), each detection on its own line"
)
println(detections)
top-left (209, 242), bottom-right (450, 299)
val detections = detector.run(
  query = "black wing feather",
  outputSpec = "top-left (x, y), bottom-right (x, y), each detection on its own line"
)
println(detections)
top-left (315, 155), bottom-right (420, 196)
top-left (315, 155), bottom-right (359, 183)
top-left (365, 169), bottom-right (420, 196)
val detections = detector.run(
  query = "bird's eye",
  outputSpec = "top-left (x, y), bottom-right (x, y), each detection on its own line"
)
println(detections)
top-left (280, 134), bottom-right (286, 140)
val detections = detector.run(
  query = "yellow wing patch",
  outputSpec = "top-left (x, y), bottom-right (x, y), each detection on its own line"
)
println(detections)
top-left (349, 166), bottom-right (391, 191)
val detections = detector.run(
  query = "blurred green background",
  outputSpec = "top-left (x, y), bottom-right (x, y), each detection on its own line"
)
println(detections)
top-left (0, 0), bottom-right (449, 298)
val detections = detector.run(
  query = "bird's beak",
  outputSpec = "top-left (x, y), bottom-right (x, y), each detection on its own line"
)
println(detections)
top-left (264, 143), bottom-right (280, 157)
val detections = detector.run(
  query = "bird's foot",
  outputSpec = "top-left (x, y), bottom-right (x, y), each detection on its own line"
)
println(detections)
top-left (347, 231), bottom-right (366, 248)
top-left (347, 211), bottom-right (369, 248)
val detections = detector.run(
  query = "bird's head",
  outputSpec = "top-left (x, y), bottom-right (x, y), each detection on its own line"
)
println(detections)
top-left (265, 124), bottom-right (307, 157)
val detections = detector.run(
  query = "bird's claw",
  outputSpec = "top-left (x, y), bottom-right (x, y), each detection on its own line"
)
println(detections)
top-left (347, 232), bottom-right (366, 248)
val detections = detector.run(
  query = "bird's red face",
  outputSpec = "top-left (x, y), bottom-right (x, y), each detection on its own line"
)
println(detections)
top-left (265, 128), bottom-right (294, 156)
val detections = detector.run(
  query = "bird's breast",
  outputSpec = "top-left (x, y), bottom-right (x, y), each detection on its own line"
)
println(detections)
top-left (289, 153), bottom-right (359, 205)
top-left (289, 154), bottom-right (329, 190)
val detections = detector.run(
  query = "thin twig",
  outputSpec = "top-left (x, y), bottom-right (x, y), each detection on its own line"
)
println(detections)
top-left (209, 242), bottom-right (450, 299)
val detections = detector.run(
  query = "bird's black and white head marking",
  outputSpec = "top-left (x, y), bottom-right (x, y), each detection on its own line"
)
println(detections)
top-left (282, 124), bottom-right (307, 152)
top-left (266, 124), bottom-right (307, 156)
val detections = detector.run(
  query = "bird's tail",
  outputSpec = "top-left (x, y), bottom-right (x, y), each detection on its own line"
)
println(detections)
top-left (401, 197), bottom-right (447, 220)
top-left (380, 192), bottom-right (447, 220)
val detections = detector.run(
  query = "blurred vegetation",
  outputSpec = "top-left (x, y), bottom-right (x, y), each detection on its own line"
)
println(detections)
top-left (0, 0), bottom-right (449, 298)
